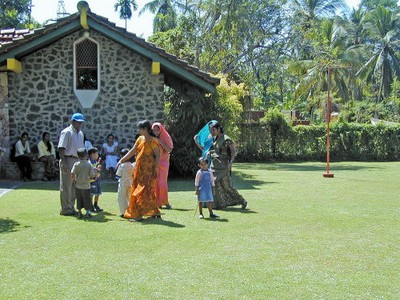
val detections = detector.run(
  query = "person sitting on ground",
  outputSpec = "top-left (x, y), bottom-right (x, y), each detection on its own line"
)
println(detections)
top-left (102, 133), bottom-right (119, 179)
top-left (15, 132), bottom-right (33, 181)
top-left (38, 131), bottom-right (57, 181)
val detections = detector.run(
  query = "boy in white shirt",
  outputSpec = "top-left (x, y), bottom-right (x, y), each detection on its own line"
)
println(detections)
top-left (115, 148), bottom-right (136, 217)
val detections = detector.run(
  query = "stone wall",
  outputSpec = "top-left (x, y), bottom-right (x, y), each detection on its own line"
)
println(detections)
top-left (7, 29), bottom-right (165, 152)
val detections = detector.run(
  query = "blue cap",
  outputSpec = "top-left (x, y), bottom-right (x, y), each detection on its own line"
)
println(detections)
top-left (71, 113), bottom-right (85, 122)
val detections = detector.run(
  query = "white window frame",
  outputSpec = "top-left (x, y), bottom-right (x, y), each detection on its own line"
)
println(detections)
top-left (73, 33), bottom-right (100, 108)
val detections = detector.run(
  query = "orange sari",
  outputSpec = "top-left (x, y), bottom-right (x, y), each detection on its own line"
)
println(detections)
top-left (152, 122), bottom-right (173, 207)
top-left (124, 136), bottom-right (160, 219)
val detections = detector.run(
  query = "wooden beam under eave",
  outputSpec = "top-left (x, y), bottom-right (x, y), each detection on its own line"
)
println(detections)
top-left (7, 58), bottom-right (22, 73)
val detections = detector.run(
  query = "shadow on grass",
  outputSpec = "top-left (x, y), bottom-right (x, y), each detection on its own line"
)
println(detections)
top-left (11, 181), bottom-right (119, 192)
top-left (81, 211), bottom-right (114, 223)
top-left (0, 218), bottom-right (30, 233)
top-left (219, 208), bottom-right (258, 214)
top-left (138, 218), bottom-right (186, 228)
top-left (169, 173), bottom-right (269, 192)
top-left (203, 217), bottom-right (229, 222)
top-left (237, 162), bottom-right (382, 172)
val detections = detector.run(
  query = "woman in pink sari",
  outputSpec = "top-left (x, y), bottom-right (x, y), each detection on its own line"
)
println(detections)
top-left (152, 122), bottom-right (173, 209)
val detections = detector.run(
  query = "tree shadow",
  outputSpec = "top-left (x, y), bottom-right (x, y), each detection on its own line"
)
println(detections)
top-left (232, 171), bottom-right (276, 190)
top-left (237, 162), bottom-right (382, 172)
top-left (0, 218), bottom-right (28, 233)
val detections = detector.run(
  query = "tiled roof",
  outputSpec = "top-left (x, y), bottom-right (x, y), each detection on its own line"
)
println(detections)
top-left (0, 28), bottom-right (35, 46)
top-left (0, 12), bottom-right (219, 90)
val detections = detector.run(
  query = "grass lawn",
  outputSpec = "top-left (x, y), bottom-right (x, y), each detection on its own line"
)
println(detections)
top-left (0, 161), bottom-right (399, 299)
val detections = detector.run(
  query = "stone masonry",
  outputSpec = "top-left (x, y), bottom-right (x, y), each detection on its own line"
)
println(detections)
top-left (6, 29), bottom-right (165, 154)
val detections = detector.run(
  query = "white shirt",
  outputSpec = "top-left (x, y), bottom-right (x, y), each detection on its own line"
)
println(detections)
top-left (15, 140), bottom-right (31, 157)
top-left (58, 125), bottom-right (84, 157)
top-left (116, 162), bottom-right (136, 187)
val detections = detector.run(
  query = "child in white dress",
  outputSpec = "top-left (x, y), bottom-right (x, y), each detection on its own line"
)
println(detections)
top-left (195, 157), bottom-right (219, 219)
top-left (115, 148), bottom-right (136, 216)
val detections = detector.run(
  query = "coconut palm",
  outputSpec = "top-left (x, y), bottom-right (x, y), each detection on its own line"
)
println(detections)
top-left (139, 0), bottom-right (189, 33)
top-left (114, 0), bottom-right (138, 29)
top-left (292, 18), bottom-right (357, 119)
top-left (293, 0), bottom-right (346, 21)
top-left (354, 5), bottom-right (400, 102)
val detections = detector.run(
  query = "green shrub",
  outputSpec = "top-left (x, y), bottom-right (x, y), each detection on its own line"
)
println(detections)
top-left (237, 122), bottom-right (400, 162)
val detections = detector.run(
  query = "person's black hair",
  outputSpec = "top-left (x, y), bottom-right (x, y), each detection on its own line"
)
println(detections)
top-left (20, 132), bottom-right (29, 139)
top-left (77, 148), bottom-right (87, 159)
top-left (210, 122), bottom-right (224, 134)
top-left (107, 133), bottom-right (114, 139)
top-left (137, 120), bottom-right (156, 137)
top-left (197, 157), bottom-right (208, 165)
top-left (120, 148), bottom-right (130, 157)
top-left (88, 147), bottom-right (99, 155)
top-left (42, 131), bottom-right (52, 153)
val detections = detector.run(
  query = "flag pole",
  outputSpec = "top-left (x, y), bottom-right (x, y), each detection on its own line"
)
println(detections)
top-left (323, 67), bottom-right (334, 178)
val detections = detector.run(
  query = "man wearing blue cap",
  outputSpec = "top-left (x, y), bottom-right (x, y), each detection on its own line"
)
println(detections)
top-left (57, 113), bottom-right (86, 216)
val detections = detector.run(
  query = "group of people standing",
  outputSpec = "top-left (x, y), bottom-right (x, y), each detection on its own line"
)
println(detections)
top-left (19, 112), bottom-right (246, 221)
top-left (58, 114), bottom-right (174, 222)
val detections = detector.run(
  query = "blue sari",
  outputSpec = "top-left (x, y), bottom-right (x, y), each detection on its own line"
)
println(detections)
top-left (196, 120), bottom-right (218, 157)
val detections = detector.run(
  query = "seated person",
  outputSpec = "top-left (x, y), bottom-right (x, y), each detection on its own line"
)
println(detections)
top-left (102, 133), bottom-right (119, 179)
top-left (15, 132), bottom-right (33, 181)
top-left (38, 131), bottom-right (58, 181)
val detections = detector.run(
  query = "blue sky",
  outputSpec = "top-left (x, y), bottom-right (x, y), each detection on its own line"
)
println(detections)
top-left (31, 0), bottom-right (361, 40)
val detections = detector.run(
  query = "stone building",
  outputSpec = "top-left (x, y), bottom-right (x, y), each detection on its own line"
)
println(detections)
top-left (0, 1), bottom-right (219, 178)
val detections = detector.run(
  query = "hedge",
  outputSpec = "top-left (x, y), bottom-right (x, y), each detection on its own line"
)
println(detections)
top-left (236, 123), bottom-right (400, 162)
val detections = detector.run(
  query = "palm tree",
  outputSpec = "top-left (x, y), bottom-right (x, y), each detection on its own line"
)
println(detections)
top-left (292, 18), bottom-right (356, 119)
top-left (293, 0), bottom-right (346, 22)
top-left (139, 0), bottom-right (188, 33)
top-left (355, 5), bottom-right (400, 102)
top-left (114, 0), bottom-right (138, 29)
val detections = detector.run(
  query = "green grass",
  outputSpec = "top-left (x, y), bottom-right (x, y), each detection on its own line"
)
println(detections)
top-left (1, 162), bottom-right (400, 299)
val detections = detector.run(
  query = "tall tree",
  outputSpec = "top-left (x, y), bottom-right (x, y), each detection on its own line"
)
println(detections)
top-left (355, 5), bottom-right (400, 102)
top-left (360, 0), bottom-right (397, 11)
top-left (139, 0), bottom-right (188, 33)
top-left (0, 0), bottom-right (32, 28)
top-left (292, 18), bottom-right (357, 119)
top-left (114, 0), bottom-right (138, 29)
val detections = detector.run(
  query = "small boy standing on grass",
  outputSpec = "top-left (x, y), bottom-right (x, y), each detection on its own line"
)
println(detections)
top-left (195, 157), bottom-right (219, 219)
top-left (115, 148), bottom-right (136, 217)
top-left (71, 148), bottom-right (97, 218)
top-left (88, 147), bottom-right (103, 212)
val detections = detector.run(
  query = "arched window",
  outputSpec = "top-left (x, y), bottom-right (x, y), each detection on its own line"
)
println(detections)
top-left (76, 39), bottom-right (98, 89)
top-left (73, 34), bottom-right (100, 108)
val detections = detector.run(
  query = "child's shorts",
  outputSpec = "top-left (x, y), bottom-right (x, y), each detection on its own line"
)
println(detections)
top-left (90, 180), bottom-right (102, 196)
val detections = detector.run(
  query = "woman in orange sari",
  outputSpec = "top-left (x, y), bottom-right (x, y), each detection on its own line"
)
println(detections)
top-left (117, 120), bottom-right (161, 222)
top-left (152, 122), bottom-right (173, 209)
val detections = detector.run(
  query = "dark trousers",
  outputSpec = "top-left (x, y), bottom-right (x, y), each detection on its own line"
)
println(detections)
top-left (76, 188), bottom-right (92, 211)
top-left (15, 155), bottom-right (32, 179)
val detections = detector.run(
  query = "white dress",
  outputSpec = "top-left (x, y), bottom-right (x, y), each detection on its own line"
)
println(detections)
top-left (102, 141), bottom-right (119, 170)
top-left (116, 162), bottom-right (136, 215)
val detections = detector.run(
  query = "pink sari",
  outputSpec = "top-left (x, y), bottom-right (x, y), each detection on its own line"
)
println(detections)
top-left (152, 122), bottom-right (173, 207)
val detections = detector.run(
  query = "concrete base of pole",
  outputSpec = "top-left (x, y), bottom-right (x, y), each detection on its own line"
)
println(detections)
top-left (323, 173), bottom-right (334, 178)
